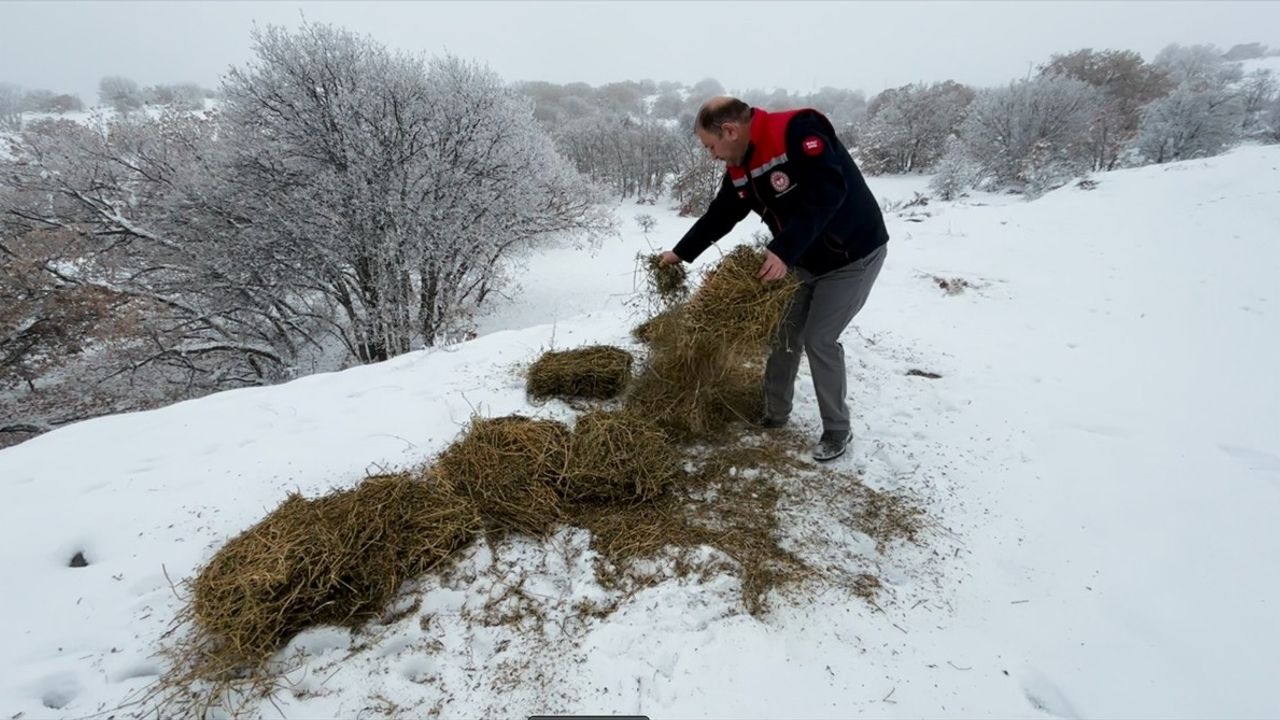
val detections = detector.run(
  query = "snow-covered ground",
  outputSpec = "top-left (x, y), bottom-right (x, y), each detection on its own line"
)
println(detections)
top-left (2, 146), bottom-right (1279, 718)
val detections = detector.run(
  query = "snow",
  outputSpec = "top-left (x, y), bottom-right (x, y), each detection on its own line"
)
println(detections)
top-left (2, 146), bottom-right (1279, 718)
top-left (11, 99), bottom-right (221, 134)
top-left (1239, 55), bottom-right (1280, 76)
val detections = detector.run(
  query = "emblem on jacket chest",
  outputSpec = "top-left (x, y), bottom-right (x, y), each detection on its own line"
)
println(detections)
top-left (770, 171), bottom-right (790, 192)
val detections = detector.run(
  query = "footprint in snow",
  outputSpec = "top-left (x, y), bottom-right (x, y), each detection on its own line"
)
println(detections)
top-left (1020, 665), bottom-right (1080, 718)
top-left (1219, 444), bottom-right (1280, 475)
top-left (34, 673), bottom-right (80, 710)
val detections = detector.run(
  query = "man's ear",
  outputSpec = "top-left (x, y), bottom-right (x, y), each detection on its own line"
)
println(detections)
top-left (721, 122), bottom-right (739, 141)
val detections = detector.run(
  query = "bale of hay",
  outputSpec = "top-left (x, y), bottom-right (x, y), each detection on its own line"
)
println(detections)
top-left (191, 473), bottom-right (478, 666)
top-left (644, 253), bottom-right (689, 305)
top-left (560, 410), bottom-right (680, 504)
top-left (527, 345), bottom-right (634, 401)
top-left (682, 245), bottom-right (799, 353)
top-left (434, 415), bottom-right (570, 536)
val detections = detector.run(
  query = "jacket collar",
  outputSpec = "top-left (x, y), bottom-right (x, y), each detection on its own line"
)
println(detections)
top-left (736, 107), bottom-right (766, 170)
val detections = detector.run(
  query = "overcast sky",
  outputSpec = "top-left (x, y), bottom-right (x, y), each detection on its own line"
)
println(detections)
top-left (3, 1), bottom-right (1278, 102)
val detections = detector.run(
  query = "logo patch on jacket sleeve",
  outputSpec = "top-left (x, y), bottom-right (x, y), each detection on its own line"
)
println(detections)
top-left (770, 171), bottom-right (791, 192)
top-left (802, 135), bottom-right (825, 156)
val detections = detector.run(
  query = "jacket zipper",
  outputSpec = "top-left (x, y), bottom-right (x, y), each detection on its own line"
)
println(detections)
top-left (741, 147), bottom-right (784, 234)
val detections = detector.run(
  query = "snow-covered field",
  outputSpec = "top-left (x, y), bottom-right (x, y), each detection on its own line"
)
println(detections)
top-left (2, 146), bottom-right (1278, 718)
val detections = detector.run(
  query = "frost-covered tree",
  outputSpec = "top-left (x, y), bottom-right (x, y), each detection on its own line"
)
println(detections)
top-left (1263, 98), bottom-right (1280, 142)
top-left (0, 110), bottom-right (311, 444)
top-left (739, 87), bottom-right (797, 112)
top-left (928, 137), bottom-right (976, 200)
top-left (858, 81), bottom-right (974, 174)
top-left (960, 75), bottom-right (1102, 190)
top-left (1133, 42), bottom-right (1255, 160)
top-left (1239, 69), bottom-right (1277, 132)
top-left (1153, 44), bottom-right (1243, 91)
top-left (515, 81), bottom-right (601, 125)
top-left (98, 76), bottom-right (143, 114)
top-left (596, 81), bottom-right (647, 115)
top-left (0, 27), bottom-right (614, 443)
top-left (1039, 49), bottom-right (1175, 170)
top-left (556, 114), bottom-right (683, 199)
top-left (1130, 44), bottom-right (1248, 163)
top-left (683, 77), bottom-right (727, 115)
top-left (17, 89), bottom-right (82, 114)
top-left (804, 86), bottom-right (867, 129)
top-left (217, 24), bottom-right (611, 358)
top-left (0, 230), bottom-right (119, 393)
top-left (144, 83), bottom-right (207, 111)
top-left (49, 94), bottom-right (84, 113)
top-left (669, 124), bottom-right (721, 217)
top-left (690, 77), bottom-right (724, 100)
top-left (555, 114), bottom-right (614, 183)
top-left (0, 82), bottom-right (21, 130)
top-left (0, 227), bottom-right (167, 445)
top-left (1135, 84), bottom-right (1244, 162)
top-left (19, 89), bottom-right (52, 113)
top-left (652, 90), bottom-right (684, 118)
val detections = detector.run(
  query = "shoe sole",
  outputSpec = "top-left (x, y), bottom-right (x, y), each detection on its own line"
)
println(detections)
top-left (813, 446), bottom-right (848, 462)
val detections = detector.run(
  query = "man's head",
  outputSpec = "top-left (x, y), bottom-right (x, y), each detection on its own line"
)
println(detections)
top-left (694, 96), bottom-right (752, 165)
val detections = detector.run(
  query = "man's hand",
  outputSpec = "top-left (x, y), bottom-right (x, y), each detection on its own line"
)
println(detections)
top-left (658, 250), bottom-right (682, 266)
top-left (757, 249), bottom-right (788, 282)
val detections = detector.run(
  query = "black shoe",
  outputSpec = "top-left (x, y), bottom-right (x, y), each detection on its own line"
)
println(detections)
top-left (759, 415), bottom-right (789, 429)
top-left (813, 430), bottom-right (852, 462)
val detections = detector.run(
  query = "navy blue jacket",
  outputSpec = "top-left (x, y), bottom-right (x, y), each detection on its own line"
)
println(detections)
top-left (673, 107), bottom-right (888, 276)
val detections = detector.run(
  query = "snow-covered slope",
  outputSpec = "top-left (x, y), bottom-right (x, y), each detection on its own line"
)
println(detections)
top-left (2, 147), bottom-right (1278, 718)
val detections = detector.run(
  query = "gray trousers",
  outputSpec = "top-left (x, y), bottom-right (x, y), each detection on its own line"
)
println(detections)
top-left (763, 244), bottom-right (887, 434)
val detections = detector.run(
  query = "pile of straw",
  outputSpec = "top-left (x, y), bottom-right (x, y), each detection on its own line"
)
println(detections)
top-left (170, 243), bottom-right (902, 712)
top-left (680, 245), bottom-right (800, 352)
top-left (527, 345), bottom-right (634, 401)
top-left (560, 410), bottom-right (679, 504)
top-left (434, 415), bottom-right (571, 537)
top-left (191, 474), bottom-right (479, 667)
top-left (624, 246), bottom-right (796, 442)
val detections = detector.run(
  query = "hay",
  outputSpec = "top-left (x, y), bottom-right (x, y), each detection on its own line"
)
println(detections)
top-left (527, 345), bottom-right (634, 401)
top-left (681, 245), bottom-right (799, 353)
top-left (434, 415), bottom-right (569, 537)
top-left (852, 573), bottom-right (882, 601)
top-left (625, 351), bottom-right (763, 444)
top-left (151, 240), bottom-right (914, 718)
top-left (849, 485), bottom-right (926, 551)
top-left (720, 360), bottom-right (766, 425)
top-left (570, 441), bottom-right (814, 615)
top-left (190, 473), bottom-right (479, 668)
top-left (622, 246), bottom-right (796, 442)
top-left (631, 307), bottom-right (679, 344)
top-left (636, 246), bottom-right (797, 353)
top-left (559, 410), bottom-right (680, 504)
top-left (643, 253), bottom-right (689, 305)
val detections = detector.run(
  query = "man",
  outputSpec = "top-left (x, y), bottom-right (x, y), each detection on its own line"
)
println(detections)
top-left (659, 96), bottom-right (888, 462)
